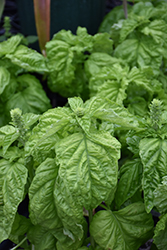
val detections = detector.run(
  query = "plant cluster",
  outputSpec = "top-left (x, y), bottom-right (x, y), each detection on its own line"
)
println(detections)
top-left (1, 0), bottom-right (167, 249)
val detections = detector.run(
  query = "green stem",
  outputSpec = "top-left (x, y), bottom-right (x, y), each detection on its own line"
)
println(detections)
top-left (10, 236), bottom-right (28, 250)
top-left (89, 209), bottom-right (95, 248)
top-left (123, 0), bottom-right (128, 19)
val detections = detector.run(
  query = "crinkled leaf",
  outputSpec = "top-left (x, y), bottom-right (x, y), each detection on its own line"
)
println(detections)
top-left (90, 202), bottom-right (153, 250)
top-left (139, 138), bottom-right (167, 213)
top-left (3, 131), bottom-right (20, 155)
top-left (0, 77), bottom-right (18, 102)
top-left (88, 97), bottom-right (140, 130)
top-left (0, 160), bottom-right (10, 242)
top-left (0, 125), bottom-right (16, 135)
top-left (6, 45), bottom-right (48, 72)
top-left (5, 74), bottom-right (51, 115)
top-left (6, 85), bottom-right (51, 115)
top-left (132, 2), bottom-right (156, 19)
top-left (85, 52), bottom-right (125, 79)
top-left (22, 113), bottom-right (40, 127)
top-left (153, 213), bottom-right (167, 250)
top-left (56, 131), bottom-right (120, 209)
top-left (0, 146), bottom-right (22, 162)
top-left (68, 97), bottom-right (91, 133)
top-left (141, 19), bottom-right (167, 44)
top-left (25, 107), bottom-right (73, 163)
top-left (0, 159), bottom-right (28, 242)
top-left (115, 158), bottom-right (143, 209)
top-left (27, 224), bottom-right (57, 250)
top-left (154, 176), bottom-right (167, 214)
top-left (0, 67), bottom-right (10, 94)
top-left (127, 67), bottom-right (153, 94)
top-left (96, 79), bottom-right (128, 105)
top-left (9, 213), bottom-right (32, 244)
top-left (54, 176), bottom-right (86, 249)
top-left (29, 158), bottom-right (62, 230)
top-left (114, 35), bottom-right (163, 73)
top-left (126, 135), bottom-right (141, 155)
top-left (0, 35), bottom-right (23, 57)
top-left (119, 14), bottom-right (149, 43)
top-left (93, 33), bottom-right (113, 55)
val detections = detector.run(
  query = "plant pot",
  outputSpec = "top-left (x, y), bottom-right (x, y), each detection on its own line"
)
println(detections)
top-left (15, 0), bottom-right (106, 50)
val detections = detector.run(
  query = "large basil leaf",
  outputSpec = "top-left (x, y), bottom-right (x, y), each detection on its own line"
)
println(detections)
top-left (153, 213), bottom-right (167, 250)
top-left (54, 176), bottom-right (86, 250)
top-left (114, 34), bottom-right (163, 72)
top-left (0, 35), bottom-right (23, 57)
top-left (93, 33), bottom-right (113, 55)
top-left (0, 159), bottom-right (28, 242)
top-left (115, 158), bottom-right (143, 209)
top-left (90, 202), bottom-right (153, 250)
top-left (6, 45), bottom-right (48, 72)
top-left (87, 97), bottom-right (140, 130)
top-left (6, 74), bottom-right (51, 115)
top-left (9, 213), bottom-right (32, 244)
top-left (119, 14), bottom-right (149, 43)
top-left (141, 19), bottom-right (167, 45)
top-left (0, 67), bottom-right (10, 94)
top-left (139, 138), bottom-right (167, 213)
top-left (56, 131), bottom-right (120, 209)
top-left (154, 176), bottom-right (167, 214)
top-left (25, 107), bottom-right (73, 163)
top-left (27, 224), bottom-right (57, 250)
top-left (29, 158), bottom-right (62, 230)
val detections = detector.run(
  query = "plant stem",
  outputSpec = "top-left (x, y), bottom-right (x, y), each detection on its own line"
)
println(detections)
top-left (123, 0), bottom-right (128, 19)
top-left (10, 236), bottom-right (28, 250)
top-left (89, 209), bottom-right (95, 248)
top-left (33, 0), bottom-right (50, 56)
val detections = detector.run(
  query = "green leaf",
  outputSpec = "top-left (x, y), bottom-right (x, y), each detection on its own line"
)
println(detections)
top-left (141, 19), bottom-right (167, 44)
top-left (0, 76), bottom-right (18, 102)
top-left (153, 213), bottom-right (167, 250)
top-left (115, 158), bottom-right (143, 209)
top-left (88, 97), bottom-right (140, 130)
top-left (96, 79), bottom-right (128, 105)
top-left (22, 113), bottom-right (40, 127)
top-left (119, 14), bottom-right (150, 43)
top-left (25, 107), bottom-right (73, 163)
top-left (0, 35), bottom-right (23, 57)
top-left (0, 159), bottom-right (28, 242)
top-left (3, 131), bottom-right (20, 154)
top-left (6, 84), bottom-right (51, 115)
top-left (0, 125), bottom-right (16, 135)
top-left (154, 176), bottom-right (167, 214)
top-left (54, 176), bottom-right (86, 249)
top-left (56, 131), bottom-right (120, 209)
top-left (9, 213), bottom-right (32, 244)
top-left (27, 224), bottom-right (57, 250)
top-left (139, 138), bottom-right (167, 213)
top-left (0, 67), bottom-right (10, 94)
top-left (93, 33), bottom-right (113, 55)
top-left (6, 45), bottom-right (48, 72)
top-left (90, 202), bottom-right (154, 250)
top-left (114, 35), bottom-right (163, 73)
top-left (0, 146), bottom-right (22, 162)
top-left (98, 5), bottom-right (131, 33)
top-left (85, 52), bottom-right (125, 79)
top-left (29, 158), bottom-right (62, 230)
